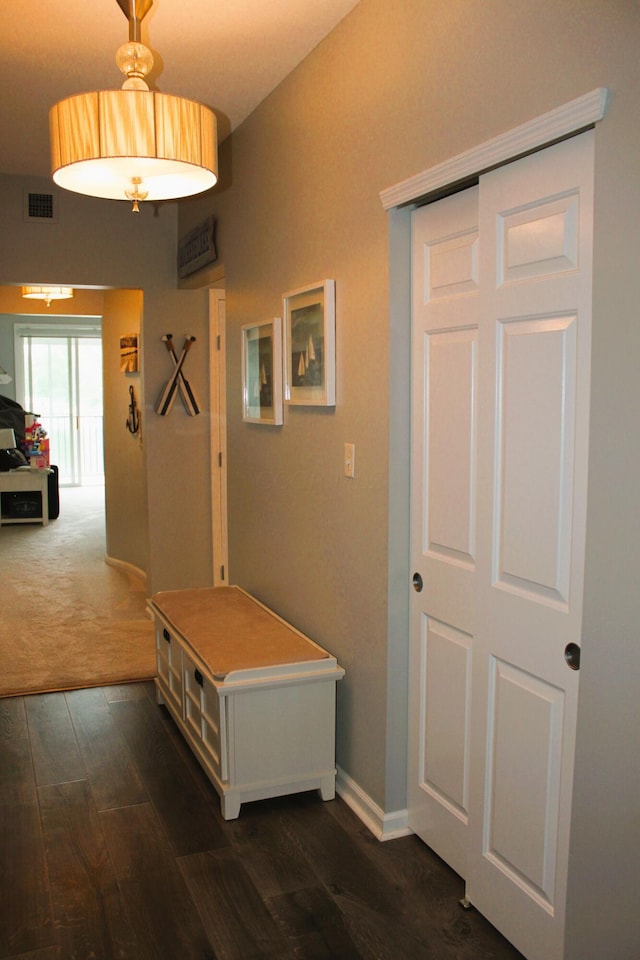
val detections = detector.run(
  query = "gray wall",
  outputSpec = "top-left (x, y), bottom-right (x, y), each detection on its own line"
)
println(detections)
top-left (1, 2), bottom-right (639, 954)
top-left (179, 1), bottom-right (640, 956)
top-left (0, 177), bottom-right (214, 593)
top-left (0, 315), bottom-right (17, 396)
top-left (101, 289), bottom-right (148, 575)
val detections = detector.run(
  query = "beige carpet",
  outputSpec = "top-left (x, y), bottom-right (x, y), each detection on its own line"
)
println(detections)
top-left (0, 483), bottom-right (155, 698)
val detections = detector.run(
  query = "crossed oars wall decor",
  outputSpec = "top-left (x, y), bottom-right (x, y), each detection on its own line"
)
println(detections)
top-left (156, 334), bottom-right (200, 416)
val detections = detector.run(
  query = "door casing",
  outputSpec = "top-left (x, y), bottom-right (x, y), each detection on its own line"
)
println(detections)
top-left (209, 288), bottom-right (229, 587)
top-left (381, 90), bottom-right (608, 842)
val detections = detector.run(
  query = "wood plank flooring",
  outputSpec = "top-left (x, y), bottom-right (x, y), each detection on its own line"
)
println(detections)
top-left (0, 681), bottom-right (525, 960)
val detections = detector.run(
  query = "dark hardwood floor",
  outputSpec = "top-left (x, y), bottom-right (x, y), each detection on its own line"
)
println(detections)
top-left (0, 681), bottom-right (525, 960)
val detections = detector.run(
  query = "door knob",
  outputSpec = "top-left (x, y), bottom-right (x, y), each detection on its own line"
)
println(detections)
top-left (564, 642), bottom-right (581, 671)
top-left (412, 572), bottom-right (423, 593)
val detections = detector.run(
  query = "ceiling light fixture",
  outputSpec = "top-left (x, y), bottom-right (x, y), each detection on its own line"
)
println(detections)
top-left (49, 0), bottom-right (218, 212)
top-left (22, 286), bottom-right (75, 307)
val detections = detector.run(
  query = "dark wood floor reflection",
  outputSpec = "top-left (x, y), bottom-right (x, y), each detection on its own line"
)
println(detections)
top-left (0, 681), bottom-right (524, 960)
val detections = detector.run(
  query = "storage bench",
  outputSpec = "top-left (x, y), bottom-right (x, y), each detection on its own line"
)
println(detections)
top-left (148, 585), bottom-right (344, 820)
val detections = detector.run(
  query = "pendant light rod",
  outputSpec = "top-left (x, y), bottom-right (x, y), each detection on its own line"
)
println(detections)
top-left (116, 0), bottom-right (153, 42)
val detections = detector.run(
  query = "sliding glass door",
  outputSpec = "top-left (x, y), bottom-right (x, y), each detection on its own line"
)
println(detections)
top-left (17, 326), bottom-right (103, 486)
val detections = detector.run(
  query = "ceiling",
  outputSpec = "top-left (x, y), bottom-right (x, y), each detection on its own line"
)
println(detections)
top-left (0, 0), bottom-right (360, 180)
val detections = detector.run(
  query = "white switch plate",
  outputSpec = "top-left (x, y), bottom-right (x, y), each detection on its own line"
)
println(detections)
top-left (344, 442), bottom-right (355, 478)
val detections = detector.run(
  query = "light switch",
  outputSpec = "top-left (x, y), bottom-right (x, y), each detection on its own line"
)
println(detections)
top-left (344, 442), bottom-right (355, 479)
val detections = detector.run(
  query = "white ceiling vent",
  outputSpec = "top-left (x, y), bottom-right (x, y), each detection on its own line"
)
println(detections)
top-left (23, 190), bottom-right (58, 223)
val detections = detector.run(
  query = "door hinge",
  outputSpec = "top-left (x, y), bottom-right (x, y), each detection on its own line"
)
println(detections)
top-left (218, 451), bottom-right (222, 468)
top-left (216, 334), bottom-right (221, 350)
top-left (220, 564), bottom-right (225, 581)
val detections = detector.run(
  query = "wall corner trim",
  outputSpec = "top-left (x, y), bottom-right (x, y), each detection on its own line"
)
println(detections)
top-left (336, 766), bottom-right (411, 841)
top-left (105, 554), bottom-right (148, 588)
top-left (380, 87), bottom-right (609, 211)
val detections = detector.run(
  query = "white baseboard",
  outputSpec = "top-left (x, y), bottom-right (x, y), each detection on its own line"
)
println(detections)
top-left (105, 554), bottom-right (147, 584)
top-left (336, 766), bottom-right (411, 841)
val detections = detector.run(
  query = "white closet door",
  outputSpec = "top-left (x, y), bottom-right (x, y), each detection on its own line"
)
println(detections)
top-left (409, 131), bottom-right (594, 960)
top-left (409, 186), bottom-right (480, 877)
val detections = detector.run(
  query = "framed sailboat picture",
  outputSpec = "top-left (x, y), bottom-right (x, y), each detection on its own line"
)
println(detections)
top-left (283, 280), bottom-right (336, 406)
top-left (242, 318), bottom-right (283, 424)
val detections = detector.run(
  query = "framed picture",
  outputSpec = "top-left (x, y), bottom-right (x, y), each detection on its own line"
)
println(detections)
top-left (119, 334), bottom-right (139, 373)
top-left (283, 280), bottom-right (336, 406)
top-left (242, 317), bottom-right (283, 424)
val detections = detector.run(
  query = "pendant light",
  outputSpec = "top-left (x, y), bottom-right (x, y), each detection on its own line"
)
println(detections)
top-left (22, 286), bottom-right (75, 307)
top-left (49, 0), bottom-right (218, 212)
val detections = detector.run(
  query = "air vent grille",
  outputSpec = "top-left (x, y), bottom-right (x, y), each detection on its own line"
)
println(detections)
top-left (24, 190), bottom-right (58, 223)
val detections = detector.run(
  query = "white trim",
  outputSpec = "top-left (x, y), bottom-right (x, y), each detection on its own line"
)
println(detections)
top-left (209, 288), bottom-right (229, 587)
top-left (336, 766), bottom-right (411, 841)
top-left (380, 88), bottom-right (608, 210)
top-left (105, 554), bottom-right (148, 591)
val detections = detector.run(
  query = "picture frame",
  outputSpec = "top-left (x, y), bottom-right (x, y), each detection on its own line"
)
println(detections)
top-left (283, 280), bottom-right (336, 406)
top-left (241, 317), bottom-right (283, 425)
top-left (119, 334), bottom-right (139, 373)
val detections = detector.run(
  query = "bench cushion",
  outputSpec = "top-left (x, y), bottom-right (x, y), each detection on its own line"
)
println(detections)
top-left (150, 586), bottom-right (329, 679)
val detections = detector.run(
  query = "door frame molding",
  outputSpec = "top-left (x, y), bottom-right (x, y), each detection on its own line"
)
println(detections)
top-left (209, 287), bottom-right (229, 587)
top-left (379, 89), bottom-right (609, 838)
top-left (380, 88), bottom-right (607, 211)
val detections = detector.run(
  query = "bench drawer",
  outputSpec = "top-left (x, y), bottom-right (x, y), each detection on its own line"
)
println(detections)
top-left (183, 651), bottom-right (228, 783)
top-left (155, 624), bottom-right (183, 715)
